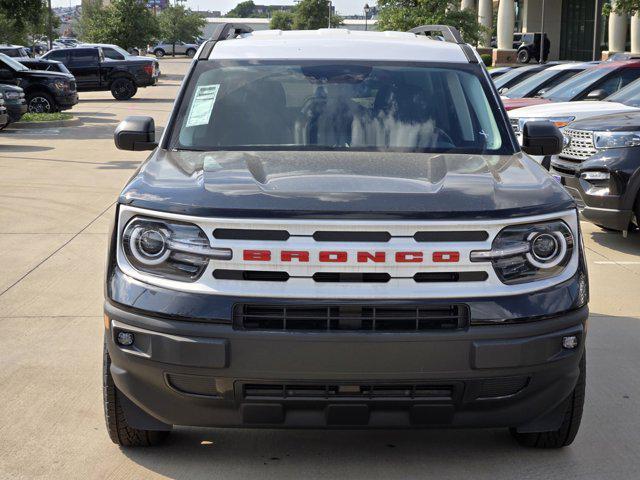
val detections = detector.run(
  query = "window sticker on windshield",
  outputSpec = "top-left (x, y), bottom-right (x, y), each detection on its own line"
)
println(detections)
top-left (186, 85), bottom-right (220, 127)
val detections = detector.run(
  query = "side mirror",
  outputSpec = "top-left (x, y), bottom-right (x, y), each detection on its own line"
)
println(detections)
top-left (521, 120), bottom-right (563, 156)
top-left (114, 116), bottom-right (157, 151)
top-left (586, 89), bottom-right (607, 101)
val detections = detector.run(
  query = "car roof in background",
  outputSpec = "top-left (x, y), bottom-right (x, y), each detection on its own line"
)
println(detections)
top-left (209, 29), bottom-right (470, 63)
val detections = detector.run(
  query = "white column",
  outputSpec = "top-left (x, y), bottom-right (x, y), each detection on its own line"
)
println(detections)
top-left (497, 0), bottom-right (516, 50)
top-left (478, 0), bottom-right (492, 47)
top-left (631, 13), bottom-right (640, 53)
top-left (461, 0), bottom-right (474, 10)
top-left (609, 2), bottom-right (628, 53)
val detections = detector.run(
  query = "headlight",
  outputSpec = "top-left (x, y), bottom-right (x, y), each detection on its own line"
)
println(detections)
top-left (4, 91), bottom-right (20, 100)
top-left (593, 131), bottom-right (640, 149)
top-left (517, 116), bottom-right (575, 131)
top-left (121, 217), bottom-right (232, 282)
top-left (52, 80), bottom-right (68, 91)
top-left (471, 221), bottom-right (574, 284)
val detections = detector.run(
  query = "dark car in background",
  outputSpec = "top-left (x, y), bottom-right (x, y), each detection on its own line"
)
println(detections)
top-left (0, 83), bottom-right (26, 125)
top-left (0, 94), bottom-right (8, 130)
top-left (493, 63), bottom-right (557, 94)
top-left (42, 47), bottom-right (158, 100)
top-left (79, 43), bottom-right (161, 79)
top-left (0, 44), bottom-right (31, 61)
top-left (489, 66), bottom-right (518, 79)
top-left (19, 58), bottom-right (72, 75)
top-left (0, 53), bottom-right (78, 113)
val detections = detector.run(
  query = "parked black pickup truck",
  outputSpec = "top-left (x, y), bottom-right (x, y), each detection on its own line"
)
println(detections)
top-left (0, 53), bottom-right (78, 113)
top-left (42, 47), bottom-right (158, 100)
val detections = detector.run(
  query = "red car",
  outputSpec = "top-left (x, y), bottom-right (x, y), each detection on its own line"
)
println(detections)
top-left (502, 60), bottom-right (640, 111)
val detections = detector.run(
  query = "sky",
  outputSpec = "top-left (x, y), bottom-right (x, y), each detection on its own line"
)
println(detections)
top-left (51, 0), bottom-right (372, 16)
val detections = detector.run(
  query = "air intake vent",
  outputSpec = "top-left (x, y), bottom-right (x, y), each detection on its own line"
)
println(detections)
top-left (243, 383), bottom-right (454, 401)
top-left (235, 304), bottom-right (469, 331)
top-left (478, 377), bottom-right (529, 399)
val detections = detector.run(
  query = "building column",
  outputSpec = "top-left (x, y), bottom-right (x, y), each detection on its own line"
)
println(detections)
top-left (631, 13), bottom-right (640, 53)
top-left (477, 0), bottom-right (492, 48)
top-left (493, 0), bottom-right (517, 66)
top-left (608, 1), bottom-right (628, 54)
top-left (461, 0), bottom-right (474, 11)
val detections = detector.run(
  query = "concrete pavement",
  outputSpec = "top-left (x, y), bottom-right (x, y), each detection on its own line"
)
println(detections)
top-left (1, 58), bottom-right (640, 479)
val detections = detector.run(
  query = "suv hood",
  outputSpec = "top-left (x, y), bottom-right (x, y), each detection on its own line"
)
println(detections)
top-left (120, 150), bottom-right (575, 219)
top-left (509, 100), bottom-right (639, 119)
top-left (568, 110), bottom-right (640, 132)
top-left (18, 69), bottom-right (74, 81)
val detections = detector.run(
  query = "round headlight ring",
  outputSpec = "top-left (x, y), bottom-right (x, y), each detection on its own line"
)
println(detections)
top-left (526, 231), bottom-right (567, 269)
top-left (128, 225), bottom-right (171, 265)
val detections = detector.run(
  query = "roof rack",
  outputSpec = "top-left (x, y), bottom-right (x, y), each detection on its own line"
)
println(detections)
top-left (409, 25), bottom-right (463, 44)
top-left (198, 23), bottom-right (254, 60)
top-left (409, 25), bottom-right (478, 64)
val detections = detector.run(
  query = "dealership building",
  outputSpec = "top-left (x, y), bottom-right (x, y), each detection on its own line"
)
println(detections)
top-left (465, 0), bottom-right (638, 62)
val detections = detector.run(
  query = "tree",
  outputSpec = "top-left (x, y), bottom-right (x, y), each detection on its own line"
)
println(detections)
top-left (158, 5), bottom-right (206, 56)
top-left (606, 0), bottom-right (640, 14)
top-left (270, 11), bottom-right (294, 30)
top-left (376, 0), bottom-right (485, 45)
top-left (0, 0), bottom-right (46, 44)
top-left (293, 0), bottom-right (343, 30)
top-left (226, 0), bottom-right (258, 18)
top-left (80, 0), bottom-right (159, 50)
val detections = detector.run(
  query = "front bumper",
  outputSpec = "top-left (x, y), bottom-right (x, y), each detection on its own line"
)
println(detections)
top-left (105, 301), bottom-right (587, 430)
top-left (54, 92), bottom-right (79, 110)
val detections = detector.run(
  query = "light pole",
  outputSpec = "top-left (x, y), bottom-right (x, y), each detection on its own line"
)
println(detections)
top-left (328, 1), bottom-right (332, 28)
top-left (48, 0), bottom-right (52, 51)
top-left (364, 3), bottom-right (370, 31)
top-left (539, 0), bottom-right (545, 64)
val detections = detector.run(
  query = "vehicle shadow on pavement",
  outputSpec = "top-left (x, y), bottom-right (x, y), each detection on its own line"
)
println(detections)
top-left (587, 229), bottom-right (640, 255)
top-left (120, 428), bottom-right (571, 479)
top-left (0, 144), bottom-right (54, 153)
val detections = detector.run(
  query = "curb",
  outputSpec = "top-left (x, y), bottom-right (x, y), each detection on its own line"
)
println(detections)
top-left (9, 116), bottom-right (81, 130)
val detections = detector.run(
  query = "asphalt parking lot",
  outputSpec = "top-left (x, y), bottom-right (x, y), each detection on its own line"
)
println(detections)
top-left (1, 58), bottom-right (639, 479)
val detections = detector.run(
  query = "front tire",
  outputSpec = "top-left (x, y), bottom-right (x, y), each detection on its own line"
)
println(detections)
top-left (103, 338), bottom-right (170, 447)
top-left (186, 48), bottom-right (196, 58)
top-left (27, 92), bottom-right (55, 113)
top-left (510, 353), bottom-right (586, 448)
top-left (154, 49), bottom-right (165, 58)
top-left (517, 49), bottom-right (531, 64)
top-left (110, 78), bottom-right (138, 101)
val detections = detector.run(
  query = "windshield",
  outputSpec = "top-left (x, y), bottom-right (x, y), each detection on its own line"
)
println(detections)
top-left (171, 61), bottom-right (510, 154)
top-left (542, 66), bottom-right (612, 101)
top-left (605, 78), bottom-right (640, 106)
top-left (0, 53), bottom-right (27, 71)
top-left (494, 67), bottom-right (536, 90)
top-left (504, 68), bottom-right (579, 98)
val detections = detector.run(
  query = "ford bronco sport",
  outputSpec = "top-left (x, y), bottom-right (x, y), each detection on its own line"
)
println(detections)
top-left (104, 25), bottom-right (589, 449)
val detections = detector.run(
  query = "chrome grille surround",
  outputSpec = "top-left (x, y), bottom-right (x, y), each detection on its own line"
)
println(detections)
top-left (558, 128), bottom-right (597, 162)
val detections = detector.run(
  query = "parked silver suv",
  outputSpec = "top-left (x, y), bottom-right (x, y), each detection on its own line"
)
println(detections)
top-left (148, 40), bottom-right (199, 58)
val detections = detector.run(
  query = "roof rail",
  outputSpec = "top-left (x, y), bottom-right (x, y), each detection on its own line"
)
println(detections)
top-left (409, 25), bottom-right (464, 44)
top-left (409, 25), bottom-right (478, 64)
top-left (198, 23), bottom-right (254, 60)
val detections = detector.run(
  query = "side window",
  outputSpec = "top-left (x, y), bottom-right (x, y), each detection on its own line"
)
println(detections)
top-left (594, 69), bottom-right (640, 97)
top-left (46, 50), bottom-right (67, 62)
top-left (103, 48), bottom-right (124, 60)
top-left (69, 49), bottom-right (99, 65)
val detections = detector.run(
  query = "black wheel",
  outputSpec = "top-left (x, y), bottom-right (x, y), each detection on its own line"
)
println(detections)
top-left (517, 49), bottom-right (531, 64)
top-left (27, 92), bottom-right (55, 113)
top-left (154, 49), bottom-right (165, 58)
top-left (103, 337), bottom-right (170, 447)
top-left (110, 78), bottom-right (138, 101)
top-left (186, 48), bottom-right (196, 58)
top-left (510, 354), bottom-right (585, 448)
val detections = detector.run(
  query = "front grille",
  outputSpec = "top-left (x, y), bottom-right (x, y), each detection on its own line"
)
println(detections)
top-left (510, 117), bottom-right (520, 134)
top-left (243, 383), bottom-right (454, 401)
top-left (559, 128), bottom-right (597, 162)
top-left (235, 304), bottom-right (469, 331)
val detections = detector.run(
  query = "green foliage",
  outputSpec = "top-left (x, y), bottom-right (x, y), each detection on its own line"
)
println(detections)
top-left (21, 112), bottom-right (72, 122)
top-left (80, 0), bottom-right (159, 49)
top-left (0, 0), bottom-right (47, 45)
top-left (158, 5), bottom-right (206, 53)
top-left (376, 0), bottom-right (486, 45)
top-left (480, 53), bottom-right (492, 66)
top-left (605, 1), bottom-right (640, 15)
top-left (270, 11), bottom-right (294, 30)
top-left (293, 0), bottom-right (343, 30)
top-left (226, 0), bottom-right (258, 17)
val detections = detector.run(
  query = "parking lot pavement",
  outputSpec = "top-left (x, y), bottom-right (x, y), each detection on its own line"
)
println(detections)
top-left (1, 57), bottom-right (640, 480)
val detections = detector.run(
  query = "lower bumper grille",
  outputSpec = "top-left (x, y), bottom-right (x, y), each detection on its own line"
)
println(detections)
top-left (243, 383), bottom-right (454, 401)
top-left (235, 304), bottom-right (469, 331)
